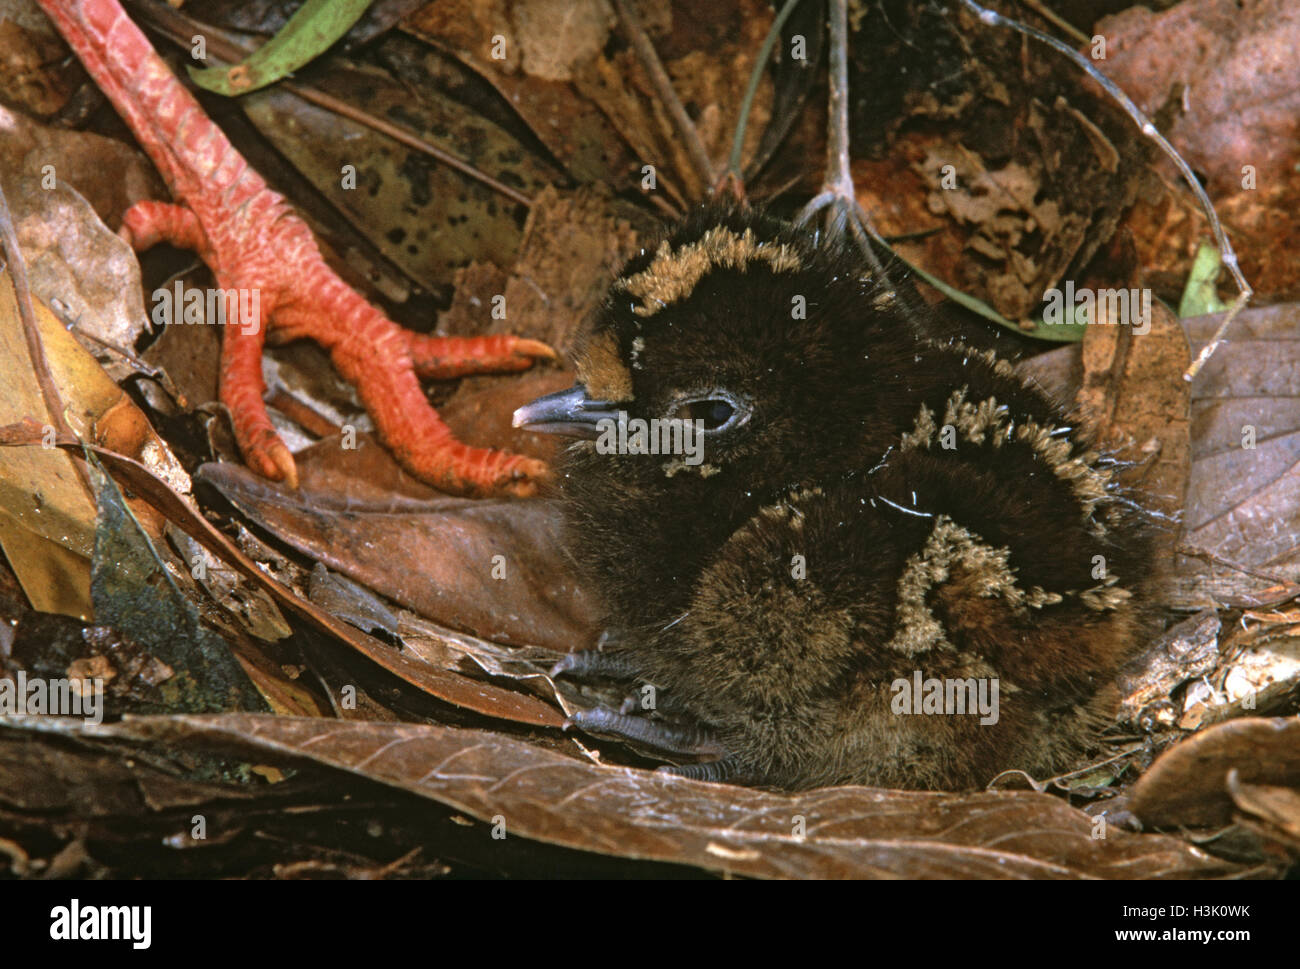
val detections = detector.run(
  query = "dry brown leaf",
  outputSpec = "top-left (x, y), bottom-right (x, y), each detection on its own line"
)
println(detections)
top-left (1096, 0), bottom-right (1299, 196)
top-left (10, 712), bottom-right (1259, 879)
top-left (0, 104), bottom-right (165, 227)
top-left (0, 16), bottom-right (74, 115)
top-left (403, 0), bottom-right (639, 187)
top-left (848, 2), bottom-right (1146, 322)
top-left (1131, 716), bottom-right (1300, 828)
top-left (1019, 306), bottom-right (1300, 608)
top-left (1228, 775), bottom-right (1300, 850)
top-left (434, 185), bottom-right (642, 357)
top-left (10, 176), bottom-right (152, 378)
top-left (0, 276), bottom-right (94, 618)
top-left (1177, 307), bottom-right (1300, 604)
top-left (195, 451), bottom-right (600, 653)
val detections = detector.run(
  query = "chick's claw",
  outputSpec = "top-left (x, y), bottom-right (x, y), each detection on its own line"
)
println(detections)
top-left (549, 645), bottom-right (641, 681)
top-left (566, 707), bottom-right (727, 759)
top-left (658, 759), bottom-right (746, 785)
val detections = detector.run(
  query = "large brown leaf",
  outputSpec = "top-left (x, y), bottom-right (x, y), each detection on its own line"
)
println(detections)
top-left (1019, 305), bottom-right (1300, 607)
top-left (403, 0), bottom-right (639, 188)
top-left (196, 451), bottom-right (601, 652)
top-left (2, 713), bottom-right (1261, 879)
top-left (1131, 716), bottom-right (1300, 828)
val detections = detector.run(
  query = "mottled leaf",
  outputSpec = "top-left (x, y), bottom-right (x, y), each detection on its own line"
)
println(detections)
top-left (89, 461), bottom-right (266, 714)
top-left (404, 0), bottom-right (640, 187)
top-left (239, 63), bottom-right (558, 292)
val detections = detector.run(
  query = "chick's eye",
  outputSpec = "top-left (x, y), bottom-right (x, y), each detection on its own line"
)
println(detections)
top-left (676, 398), bottom-right (736, 431)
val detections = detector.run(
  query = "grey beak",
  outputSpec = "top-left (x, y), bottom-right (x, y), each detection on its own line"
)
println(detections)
top-left (512, 385), bottom-right (621, 440)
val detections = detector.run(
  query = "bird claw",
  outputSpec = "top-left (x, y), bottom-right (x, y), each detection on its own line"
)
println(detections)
top-left (510, 337), bottom-right (559, 363)
top-left (404, 332), bottom-right (558, 379)
top-left (396, 443), bottom-right (549, 498)
top-left (493, 455), bottom-right (550, 498)
top-left (796, 182), bottom-right (883, 270)
top-left (548, 640), bottom-right (639, 681)
top-left (656, 758), bottom-right (746, 784)
top-left (252, 439), bottom-right (299, 490)
top-left (565, 706), bottom-right (728, 760)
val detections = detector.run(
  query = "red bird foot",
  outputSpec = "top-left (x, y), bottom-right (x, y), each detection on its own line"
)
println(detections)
top-left (45, 0), bottom-right (553, 498)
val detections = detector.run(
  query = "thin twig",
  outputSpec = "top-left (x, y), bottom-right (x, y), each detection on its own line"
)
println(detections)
top-left (0, 178), bottom-right (74, 442)
top-left (1016, 0), bottom-right (1088, 46)
top-left (727, 0), bottom-right (806, 180)
top-left (958, 0), bottom-right (1253, 381)
top-left (823, 0), bottom-right (851, 205)
top-left (1183, 291), bottom-right (1251, 382)
top-left (611, 0), bottom-right (715, 190)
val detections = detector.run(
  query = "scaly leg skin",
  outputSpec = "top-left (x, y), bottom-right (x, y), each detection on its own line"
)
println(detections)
top-left (122, 200), bottom-right (297, 487)
top-left (43, 0), bottom-right (553, 498)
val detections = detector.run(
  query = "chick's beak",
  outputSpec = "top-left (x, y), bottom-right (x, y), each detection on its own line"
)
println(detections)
top-left (512, 385), bottom-right (621, 440)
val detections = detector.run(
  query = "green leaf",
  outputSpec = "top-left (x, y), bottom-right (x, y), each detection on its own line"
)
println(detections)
top-left (188, 0), bottom-right (374, 96)
top-left (1177, 241), bottom-right (1229, 318)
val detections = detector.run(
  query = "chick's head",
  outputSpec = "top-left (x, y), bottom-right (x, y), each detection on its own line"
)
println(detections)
top-left (515, 205), bottom-right (910, 489)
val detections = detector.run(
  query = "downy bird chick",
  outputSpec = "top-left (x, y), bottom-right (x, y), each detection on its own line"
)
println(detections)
top-left (514, 204), bottom-right (1160, 791)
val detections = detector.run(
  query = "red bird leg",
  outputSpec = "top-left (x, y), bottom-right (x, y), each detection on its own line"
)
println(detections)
top-left (39, 0), bottom-right (553, 496)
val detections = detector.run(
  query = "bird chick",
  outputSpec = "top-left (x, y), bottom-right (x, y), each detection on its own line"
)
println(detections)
top-left (514, 204), bottom-right (1161, 791)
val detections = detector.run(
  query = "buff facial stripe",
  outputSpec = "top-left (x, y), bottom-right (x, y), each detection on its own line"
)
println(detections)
top-left (614, 227), bottom-right (803, 318)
